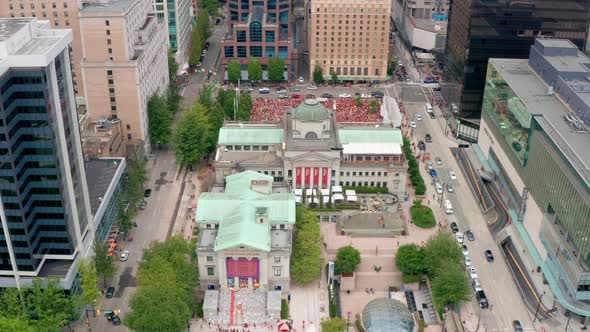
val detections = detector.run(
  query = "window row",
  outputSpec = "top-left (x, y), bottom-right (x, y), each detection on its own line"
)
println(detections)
top-left (339, 181), bottom-right (388, 188)
top-left (9, 2), bottom-right (68, 10)
top-left (225, 46), bottom-right (288, 59)
top-left (225, 144), bottom-right (269, 151)
top-left (340, 171), bottom-right (396, 177)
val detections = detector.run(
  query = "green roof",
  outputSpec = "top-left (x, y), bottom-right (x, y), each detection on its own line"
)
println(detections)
top-left (196, 171), bottom-right (296, 252)
top-left (292, 99), bottom-right (331, 121)
top-left (218, 127), bottom-right (284, 145)
top-left (338, 128), bottom-right (403, 145)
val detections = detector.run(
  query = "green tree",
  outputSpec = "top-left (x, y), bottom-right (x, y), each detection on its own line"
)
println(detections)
top-left (0, 315), bottom-right (41, 332)
top-left (197, 10), bottom-right (210, 40)
top-left (189, 29), bottom-right (203, 66)
top-left (423, 232), bottom-right (463, 276)
top-left (78, 258), bottom-right (100, 322)
top-left (313, 65), bottom-right (324, 85)
top-left (117, 202), bottom-right (136, 239)
top-left (0, 288), bottom-right (25, 318)
top-left (227, 60), bottom-right (241, 83)
top-left (148, 94), bottom-right (173, 146)
top-left (198, 84), bottom-right (215, 109)
top-left (238, 92), bottom-right (252, 121)
top-left (248, 58), bottom-right (263, 81)
top-left (26, 278), bottom-right (77, 330)
top-left (174, 103), bottom-right (211, 166)
top-left (94, 241), bottom-right (117, 288)
top-left (202, 0), bottom-right (220, 16)
top-left (395, 244), bottom-right (427, 282)
top-left (431, 263), bottom-right (472, 307)
top-left (335, 245), bottom-right (361, 275)
top-left (268, 57), bottom-right (285, 82)
top-left (331, 71), bottom-right (338, 84)
top-left (354, 96), bottom-right (362, 105)
top-left (126, 158), bottom-right (147, 205)
top-left (369, 100), bottom-right (379, 114)
top-left (291, 207), bottom-right (324, 285)
top-left (168, 50), bottom-right (179, 84)
top-left (321, 318), bottom-right (347, 332)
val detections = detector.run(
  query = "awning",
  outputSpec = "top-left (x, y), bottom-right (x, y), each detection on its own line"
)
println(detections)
top-left (321, 189), bottom-right (330, 196)
top-left (312, 198), bottom-right (320, 204)
top-left (345, 190), bottom-right (356, 196)
top-left (332, 186), bottom-right (343, 193)
top-left (322, 196), bottom-right (330, 203)
top-left (333, 193), bottom-right (344, 201)
top-left (347, 195), bottom-right (358, 202)
top-left (293, 189), bottom-right (303, 196)
top-left (342, 142), bottom-right (402, 155)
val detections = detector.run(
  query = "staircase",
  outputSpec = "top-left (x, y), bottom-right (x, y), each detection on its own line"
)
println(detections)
top-left (419, 279), bottom-right (439, 323)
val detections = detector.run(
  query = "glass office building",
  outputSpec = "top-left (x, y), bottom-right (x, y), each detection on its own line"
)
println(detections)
top-left (478, 40), bottom-right (590, 314)
top-left (446, 0), bottom-right (590, 118)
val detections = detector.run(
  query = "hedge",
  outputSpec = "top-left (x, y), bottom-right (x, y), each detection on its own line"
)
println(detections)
top-left (410, 202), bottom-right (436, 228)
top-left (281, 299), bottom-right (289, 319)
top-left (342, 186), bottom-right (389, 194)
top-left (403, 137), bottom-right (426, 195)
top-left (335, 203), bottom-right (361, 210)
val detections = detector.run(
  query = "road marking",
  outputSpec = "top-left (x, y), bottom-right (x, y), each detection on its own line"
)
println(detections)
top-left (505, 247), bottom-right (551, 313)
top-left (462, 152), bottom-right (488, 210)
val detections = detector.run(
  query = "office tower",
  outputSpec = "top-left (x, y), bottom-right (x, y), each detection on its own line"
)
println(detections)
top-left (221, 0), bottom-right (296, 81)
top-left (1, 0), bottom-right (85, 99)
top-left (446, 0), bottom-right (590, 118)
top-left (80, 0), bottom-right (170, 153)
top-left (0, 18), bottom-right (92, 289)
top-left (310, 0), bottom-right (391, 82)
top-left (154, 0), bottom-right (192, 65)
top-left (479, 39), bottom-right (590, 318)
top-left (392, 0), bottom-right (449, 51)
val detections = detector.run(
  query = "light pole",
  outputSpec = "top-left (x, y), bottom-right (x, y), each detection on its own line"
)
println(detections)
top-left (439, 183), bottom-right (446, 208)
top-left (533, 291), bottom-right (546, 322)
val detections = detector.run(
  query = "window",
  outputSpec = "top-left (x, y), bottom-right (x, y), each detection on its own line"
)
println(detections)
top-left (224, 46), bottom-right (234, 58)
top-left (106, 30), bottom-right (111, 35)
top-left (278, 47), bottom-right (288, 58)
top-left (266, 46), bottom-right (276, 58)
top-left (107, 39), bottom-right (112, 45)
top-left (237, 30), bottom-right (247, 42)
top-left (274, 257), bottom-right (281, 263)
top-left (108, 48), bottom-right (112, 54)
top-left (207, 267), bottom-right (215, 276)
top-left (250, 22), bottom-right (262, 42)
top-left (273, 266), bottom-right (282, 277)
top-left (126, 124), bottom-right (131, 130)
top-left (237, 46), bottom-right (247, 58)
top-left (207, 256), bottom-right (214, 262)
top-left (52, 2), bottom-right (57, 8)
top-left (265, 31), bottom-right (275, 43)
top-left (107, 70), bottom-right (113, 76)
top-left (127, 134), bottom-right (132, 140)
top-left (250, 46), bottom-right (262, 57)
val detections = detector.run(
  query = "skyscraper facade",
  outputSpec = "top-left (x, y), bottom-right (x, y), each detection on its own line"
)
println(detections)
top-left (154, 0), bottom-right (192, 65)
top-left (0, 18), bottom-right (92, 288)
top-left (446, 0), bottom-right (590, 118)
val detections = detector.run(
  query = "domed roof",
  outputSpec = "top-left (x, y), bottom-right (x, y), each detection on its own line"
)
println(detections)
top-left (292, 99), bottom-right (331, 121)
top-left (361, 298), bottom-right (414, 332)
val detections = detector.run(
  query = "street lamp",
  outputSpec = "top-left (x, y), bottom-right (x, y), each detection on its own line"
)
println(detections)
top-left (533, 291), bottom-right (546, 322)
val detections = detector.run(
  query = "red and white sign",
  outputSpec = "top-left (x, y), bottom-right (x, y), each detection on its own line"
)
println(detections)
top-left (313, 167), bottom-right (319, 187)
top-left (295, 167), bottom-right (301, 186)
top-left (322, 167), bottom-right (328, 187)
top-left (304, 167), bottom-right (311, 186)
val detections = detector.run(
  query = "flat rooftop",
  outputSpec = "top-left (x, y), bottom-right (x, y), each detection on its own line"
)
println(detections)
top-left (491, 58), bottom-right (590, 188)
top-left (0, 19), bottom-right (31, 42)
top-left (270, 229), bottom-right (291, 249)
top-left (81, 0), bottom-right (133, 13)
top-left (85, 158), bottom-right (122, 215)
top-left (217, 150), bottom-right (283, 166)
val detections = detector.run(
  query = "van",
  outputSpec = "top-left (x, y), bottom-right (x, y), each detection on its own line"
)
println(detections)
top-left (424, 103), bottom-right (433, 113)
top-left (444, 200), bottom-right (453, 214)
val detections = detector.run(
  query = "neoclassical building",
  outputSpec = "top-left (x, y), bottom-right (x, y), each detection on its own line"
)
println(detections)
top-left (196, 171), bottom-right (295, 291)
top-left (215, 99), bottom-right (408, 196)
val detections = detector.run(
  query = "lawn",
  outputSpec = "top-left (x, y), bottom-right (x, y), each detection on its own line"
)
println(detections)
top-left (410, 204), bottom-right (436, 228)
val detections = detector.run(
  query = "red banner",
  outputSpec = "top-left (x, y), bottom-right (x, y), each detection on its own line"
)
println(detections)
top-left (313, 167), bottom-right (319, 187)
top-left (305, 167), bottom-right (310, 186)
top-left (322, 167), bottom-right (328, 187)
top-left (296, 167), bottom-right (301, 186)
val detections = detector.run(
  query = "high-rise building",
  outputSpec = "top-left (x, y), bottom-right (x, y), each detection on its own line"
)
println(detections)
top-left (0, 18), bottom-right (92, 289)
top-left (0, 0), bottom-right (85, 99)
top-left (310, 0), bottom-right (391, 82)
top-left (478, 39), bottom-right (590, 319)
top-left (80, 0), bottom-right (170, 153)
top-left (221, 0), bottom-right (296, 81)
top-left (392, 0), bottom-right (449, 52)
top-left (154, 0), bottom-right (192, 66)
top-left (446, 0), bottom-right (590, 118)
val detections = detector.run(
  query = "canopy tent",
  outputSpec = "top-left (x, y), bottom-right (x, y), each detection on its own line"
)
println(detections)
top-left (347, 195), bottom-right (358, 202)
top-left (332, 185), bottom-right (343, 193)
top-left (311, 197), bottom-right (320, 204)
top-left (305, 189), bottom-right (314, 197)
top-left (322, 196), bottom-right (330, 204)
top-left (293, 189), bottom-right (303, 196)
top-left (333, 193), bottom-right (345, 201)
top-left (295, 196), bottom-right (302, 204)
top-left (320, 189), bottom-right (330, 196)
top-left (345, 190), bottom-right (356, 196)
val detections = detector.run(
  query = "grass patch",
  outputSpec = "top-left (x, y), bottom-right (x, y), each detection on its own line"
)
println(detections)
top-left (409, 203), bottom-right (436, 228)
top-left (280, 299), bottom-right (289, 319)
top-left (343, 186), bottom-right (389, 194)
top-left (355, 319), bottom-right (366, 332)
top-left (335, 203), bottom-right (361, 210)
top-left (402, 273), bottom-right (423, 283)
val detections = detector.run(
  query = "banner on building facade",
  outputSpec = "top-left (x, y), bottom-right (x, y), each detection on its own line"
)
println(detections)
top-left (296, 167), bottom-right (301, 186)
top-left (322, 167), bottom-right (328, 187)
top-left (313, 167), bottom-right (319, 187)
top-left (305, 167), bottom-right (310, 186)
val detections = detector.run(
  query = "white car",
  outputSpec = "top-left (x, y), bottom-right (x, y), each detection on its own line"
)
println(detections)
top-left (464, 255), bottom-right (472, 267)
top-left (447, 183), bottom-right (455, 193)
top-left (338, 93), bottom-right (352, 98)
top-left (120, 250), bottom-right (129, 262)
top-left (298, 76), bottom-right (304, 84)
top-left (276, 88), bottom-right (287, 94)
top-left (449, 171), bottom-right (457, 180)
top-left (409, 121), bottom-right (416, 128)
top-left (361, 93), bottom-right (371, 98)
top-left (416, 114), bottom-right (422, 121)
top-left (455, 232), bottom-right (464, 244)
top-left (468, 266), bottom-right (478, 280)
top-left (307, 85), bottom-right (318, 90)
top-left (426, 161), bottom-right (434, 170)
top-left (462, 245), bottom-right (469, 257)
top-left (435, 181), bottom-right (443, 194)
top-left (472, 278), bottom-right (483, 292)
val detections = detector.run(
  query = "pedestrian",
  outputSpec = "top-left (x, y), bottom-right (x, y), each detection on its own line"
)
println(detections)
top-left (397, 241), bottom-right (399, 247)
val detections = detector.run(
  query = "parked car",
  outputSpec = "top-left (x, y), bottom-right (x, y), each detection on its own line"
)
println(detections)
top-left (476, 290), bottom-right (489, 309)
top-left (298, 77), bottom-right (304, 84)
top-left (338, 93), bottom-right (352, 98)
top-left (361, 93), bottom-right (371, 99)
top-left (444, 199), bottom-right (453, 214)
top-left (462, 245), bottom-right (469, 257)
top-left (450, 222), bottom-right (459, 233)
top-left (259, 87), bottom-right (270, 94)
top-left (409, 121), bottom-right (416, 128)
top-left (485, 249), bottom-right (495, 262)
top-left (278, 94), bottom-right (289, 99)
top-left (512, 141), bottom-right (522, 151)
top-left (276, 88), bottom-right (287, 94)
top-left (290, 87), bottom-right (301, 92)
top-left (456, 232), bottom-right (464, 244)
top-left (449, 171), bottom-right (457, 180)
top-left (112, 315), bottom-right (121, 326)
top-left (435, 157), bottom-right (442, 165)
top-left (425, 134), bottom-right (432, 143)
top-left (446, 183), bottom-right (454, 193)
top-left (291, 94), bottom-right (301, 99)
top-left (120, 250), bottom-right (129, 262)
top-left (468, 266), bottom-right (478, 280)
top-left (415, 114), bottom-right (422, 121)
top-left (464, 255), bottom-right (472, 266)
top-left (466, 230), bottom-right (475, 241)
top-left (306, 85), bottom-right (318, 90)
top-left (138, 200), bottom-right (147, 210)
top-left (512, 320), bottom-right (523, 332)
top-left (426, 161), bottom-right (434, 170)
top-left (144, 189), bottom-right (152, 197)
top-left (435, 181), bottom-right (443, 194)
top-left (429, 169), bottom-right (438, 178)
top-left (106, 287), bottom-right (115, 299)
top-left (321, 93), bottom-right (333, 98)
top-left (472, 278), bottom-right (483, 292)
top-left (371, 91), bottom-right (384, 97)
top-left (418, 140), bottom-right (425, 150)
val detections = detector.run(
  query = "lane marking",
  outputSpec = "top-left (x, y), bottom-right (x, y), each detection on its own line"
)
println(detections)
top-left (505, 247), bottom-right (551, 314)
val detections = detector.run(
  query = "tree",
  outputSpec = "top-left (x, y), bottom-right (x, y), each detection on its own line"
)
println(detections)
top-left (395, 244), bottom-right (427, 282)
top-left (321, 318), bottom-right (347, 332)
top-left (248, 58), bottom-right (262, 82)
top-left (268, 57), bottom-right (285, 82)
top-left (431, 263), bottom-right (472, 307)
top-left (291, 207), bottom-right (324, 285)
top-left (331, 71), bottom-right (338, 85)
top-left (198, 84), bottom-right (215, 109)
top-left (78, 258), bottom-right (100, 323)
top-left (126, 286), bottom-right (192, 332)
top-left (126, 158), bottom-right (147, 205)
top-left (117, 202), bottom-right (136, 239)
top-left (94, 241), bottom-right (117, 288)
top-left (202, 0), bottom-right (220, 16)
top-left (335, 245), bottom-right (361, 275)
top-left (0, 315), bottom-right (41, 332)
top-left (238, 92), bottom-right (252, 121)
top-left (174, 103), bottom-right (211, 166)
top-left (197, 10), bottom-right (210, 41)
top-left (26, 278), bottom-right (77, 329)
top-left (148, 94), bottom-right (173, 146)
top-left (423, 232), bottom-right (463, 276)
top-left (168, 50), bottom-right (179, 83)
top-left (227, 60), bottom-right (241, 83)
top-left (0, 288), bottom-right (25, 319)
top-left (189, 29), bottom-right (203, 66)
top-left (369, 100), bottom-right (379, 114)
top-left (313, 65), bottom-right (324, 85)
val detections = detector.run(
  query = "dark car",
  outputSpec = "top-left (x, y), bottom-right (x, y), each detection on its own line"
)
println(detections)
top-left (429, 168), bottom-right (438, 178)
top-left (112, 315), bottom-right (121, 326)
top-left (450, 222), bottom-right (459, 233)
top-left (105, 311), bottom-right (115, 320)
top-left (476, 290), bottom-right (489, 309)
top-left (205, 41), bottom-right (210, 49)
top-left (466, 230), bottom-right (475, 241)
top-left (485, 249), bottom-right (494, 262)
top-left (371, 91), bottom-right (384, 97)
top-left (418, 140), bottom-right (426, 151)
top-left (512, 320), bottom-right (523, 332)
top-left (144, 189), bottom-right (152, 197)
top-left (512, 141), bottom-right (522, 151)
top-left (321, 93), bottom-right (333, 98)
top-left (106, 286), bottom-right (115, 299)
top-left (425, 134), bottom-right (432, 143)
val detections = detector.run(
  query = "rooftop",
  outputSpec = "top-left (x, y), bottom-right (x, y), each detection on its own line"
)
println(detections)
top-left (81, 0), bottom-right (133, 13)
top-left (0, 19), bottom-right (31, 42)
top-left (338, 127), bottom-right (404, 145)
top-left (218, 126), bottom-right (284, 145)
top-left (85, 158), bottom-right (123, 215)
top-left (490, 58), bottom-right (590, 189)
top-left (292, 99), bottom-right (332, 121)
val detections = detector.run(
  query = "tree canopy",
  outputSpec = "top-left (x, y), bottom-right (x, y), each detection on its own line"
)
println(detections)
top-left (431, 263), bottom-right (471, 308)
top-left (227, 60), bottom-right (241, 83)
top-left (248, 58), bottom-right (262, 81)
top-left (189, 10), bottom-right (210, 66)
top-left (291, 207), bottom-right (324, 285)
top-left (173, 103), bottom-right (212, 166)
top-left (335, 245), bottom-right (361, 275)
top-left (395, 244), bottom-right (427, 282)
top-left (148, 94), bottom-right (173, 146)
top-left (331, 71), bottom-right (338, 84)
top-left (321, 318), bottom-right (347, 332)
top-left (422, 231), bottom-right (463, 276)
top-left (313, 65), bottom-right (324, 85)
top-left (94, 241), bottom-right (117, 288)
top-left (268, 57), bottom-right (285, 82)
top-left (78, 258), bottom-right (100, 310)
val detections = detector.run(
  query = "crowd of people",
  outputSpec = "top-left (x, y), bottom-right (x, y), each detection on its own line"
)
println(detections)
top-left (248, 98), bottom-right (383, 123)
top-left (210, 288), bottom-right (277, 331)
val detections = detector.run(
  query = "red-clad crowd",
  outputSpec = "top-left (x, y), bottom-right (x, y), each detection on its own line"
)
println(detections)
top-left (249, 98), bottom-right (383, 123)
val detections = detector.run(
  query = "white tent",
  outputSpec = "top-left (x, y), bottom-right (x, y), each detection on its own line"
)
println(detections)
top-left (311, 197), bottom-right (320, 204)
top-left (332, 185), bottom-right (343, 193)
top-left (345, 190), bottom-right (356, 196)
top-left (333, 193), bottom-right (344, 201)
top-left (305, 189), bottom-right (314, 197)
top-left (322, 196), bottom-right (330, 204)
top-left (295, 196), bottom-right (302, 204)
top-left (347, 195), bottom-right (358, 202)
top-left (293, 189), bottom-right (303, 196)
top-left (320, 189), bottom-right (330, 196)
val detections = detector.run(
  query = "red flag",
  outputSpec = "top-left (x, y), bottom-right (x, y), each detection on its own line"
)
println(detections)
top-left (305, 167), bottom-right (310, 186)
top-left (322, 167), bottom-right (328, 187)
top-left (313, 167), bottom-right (319, 187)
top-left (296, 167), bottom-right (301, 186)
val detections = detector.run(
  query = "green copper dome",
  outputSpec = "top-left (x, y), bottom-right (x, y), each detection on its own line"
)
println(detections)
top-left (292, 99), bottom-right (331, 121)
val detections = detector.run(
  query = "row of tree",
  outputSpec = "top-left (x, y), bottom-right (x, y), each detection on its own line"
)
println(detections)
top-left (189, 10), bottom-right (211, 66)
top-left (395, 232), bottom-right (471, 313)
top-left (402, 137), bottom-right (427, 195)
top-left (226, 57), bottom-right (286, 83)
top-left (125, 236), bottom-right (198, 331)
top-left (291, 207), bottom-right (324, 285)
